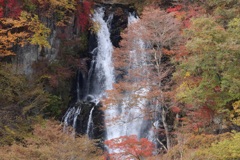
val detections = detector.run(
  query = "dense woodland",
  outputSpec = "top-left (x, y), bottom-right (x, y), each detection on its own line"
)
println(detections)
top-left (0, 0), bottom-right (239, 159)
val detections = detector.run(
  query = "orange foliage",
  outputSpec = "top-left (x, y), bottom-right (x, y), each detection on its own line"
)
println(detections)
top-left (0, 120), bottom-right (103, 160)
top-left (186, 106), bottom-right (214, 132)
top-left (171, 106), bottom-right (181, 113)
top-left (166, 5), bottom-right (182, 13)
top-left (162, 48), bottom-right (175, 55)
top-left (166, 3), bottom-right (205, 29)
top-left (0, 17), bottom-right (30, 57)
top-left (105, 135), bottom-right (154, 160)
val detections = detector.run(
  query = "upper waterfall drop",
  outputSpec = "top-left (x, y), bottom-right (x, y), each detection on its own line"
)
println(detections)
top-left (62, 7), bottom-right (114, 138)
top-left (89, 7), bottom-right (115, 99)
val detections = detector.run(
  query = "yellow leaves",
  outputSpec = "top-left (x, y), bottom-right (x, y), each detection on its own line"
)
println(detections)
top-left (48, 0), bottom-right (76, 10)
top-left (185, 71), bottom-right (191, 77)
top-left (0, 17), bottom-right (30, 57)
top-left (35, 0), bottom-right (76, 26)
top-left (0, 12), bottom-right (50, 57)
top-left (176, 81), bottom-right (191, 100)
top-left (230, 100), bottom-right (240, 125)
top-left (26, 14), bottom-right (50, 48)
top-left (233, 100), bottom-right (240, 111)
top-left (89, 21), bottom-right (101, 34)
top-left (175, 73), bottom-right (203, 105)
top-left (195, 132), bottom-right (240, 160)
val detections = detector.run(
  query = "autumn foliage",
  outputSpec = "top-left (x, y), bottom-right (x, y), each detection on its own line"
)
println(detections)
top-left (0, 12), bottom-right (50, 57)
top-left (76, 1), bottom-right (93, 32)
top-left (28, 0), bottom-right (76, 26)
top-left (185, 106), bottom-right (214, 132)
top-left (0, 120), bottom-right (103, 160)
top-left (0, 0), bottom-right (22, 18)
top-left (105, 135), bottom-right (154, 160)
top-left (166, 5), bottom-right (182, 13)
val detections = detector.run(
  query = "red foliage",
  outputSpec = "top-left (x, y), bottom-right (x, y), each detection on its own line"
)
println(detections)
top-left (163, 48), bottom-right (175, 55)
top-left (166, 4), bottom-right (205, 29)
top-left (0, 0), bottom-right (4, 18)
top-left (48, 66), bottom-right (72, 88)
top-left (105, 135), bottom-right (154, 159)
top-left (182, 6), bottom-right (202, 28)
top-left (187, 106), bottom-right (214, 132)
top-left (49, 74), bottom-right (59, 88)
top-left (0, 0), bottom-right (22, 18)
top-left (171, 106), bottom-right (181, 113)
top-left (214, 85), bottom-right (221, 92)
top-left (32, 59), bottom-right (74, 88)
top-left (166, 5), bottom-right (182, 13)
top-left (76, 1), bottom-right (93, 32)
top-left (171, 44), bottom-right (190, 62)
top-left (0, 7), bottom-right (3, 18)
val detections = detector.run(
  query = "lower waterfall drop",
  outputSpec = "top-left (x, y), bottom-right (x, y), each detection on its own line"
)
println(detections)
top-left (86, 107), bottom-right (95, 138)
top-left (104, 12), bottom-right (161, 157)
top-left (105, 13), bottom-right (150, 141)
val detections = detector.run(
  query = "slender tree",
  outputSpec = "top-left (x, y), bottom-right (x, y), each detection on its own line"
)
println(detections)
top-left (104, 6), bottom-right (181, 152)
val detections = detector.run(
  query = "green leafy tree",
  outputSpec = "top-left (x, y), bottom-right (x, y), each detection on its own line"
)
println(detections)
top-left (195, 132), bottom-right (240, 160)
top-left (204, 0), bottom-right (240, 25)
top-left (174, 16), bottom-right (240, 129)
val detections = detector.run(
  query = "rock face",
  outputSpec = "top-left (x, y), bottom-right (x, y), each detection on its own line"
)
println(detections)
top-left (12, 3), bottom-right (132, 74)
top-left (73, 101), bottom-right (104, 139)
top-left (103, 4), bottom-right (130, 47)
top-left (12, 15), bottom-right (79, 75)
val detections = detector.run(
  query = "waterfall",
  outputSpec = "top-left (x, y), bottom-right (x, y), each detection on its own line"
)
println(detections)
top-left (86, 107), bottom-right (95, 138)
top-left (63, 8), bottom-right (160, 155)
top-left (63, 107), bottom-right (80, 133)
top-left (89, 8), bottom-right (114, 99)
top-left (73, 107), bottom-right (81, 129)
top-left (62, 7), bottom-right (114, 137)
top-left (104, 13), bottom-right (161, 158)
top-left (105, 13), bottom-right (150, 140)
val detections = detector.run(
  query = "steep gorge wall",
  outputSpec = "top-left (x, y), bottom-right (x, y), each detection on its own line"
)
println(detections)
top-left (12, 17), bottom-right (74, 75)
top-left (12, 3), bottom-right (132, 75)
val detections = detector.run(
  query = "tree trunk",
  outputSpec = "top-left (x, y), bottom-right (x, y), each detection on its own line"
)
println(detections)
top-left (161, 106), bottom-right (171, 150)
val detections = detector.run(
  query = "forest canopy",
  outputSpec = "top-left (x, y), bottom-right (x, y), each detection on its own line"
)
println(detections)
top-left (0, 0), bottom-right (239, 160)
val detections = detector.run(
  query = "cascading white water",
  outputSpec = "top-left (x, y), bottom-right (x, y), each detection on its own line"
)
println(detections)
top-left (90, 8), bottom-right (114, 98)
top-left (103, 14), bottom-right (161, 160)
top-left (105, 13), bottom-right (151, 141)
top-left (63, 7), bottom-right (114, 137)
top-left (73, 107), bottom-right (81, 129)
top-left (63, 106), bottom-right (81, 133)
top-left (86, 107), bottom-right (95, 138)
top-left (63, 8), bottom-right (159, 153)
